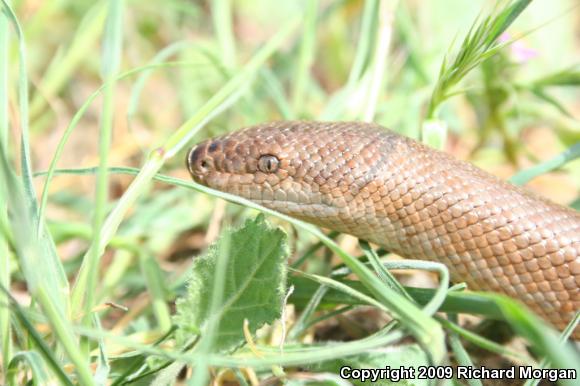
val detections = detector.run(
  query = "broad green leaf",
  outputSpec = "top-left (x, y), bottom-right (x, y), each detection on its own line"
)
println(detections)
top-left (174, 214), bottom-right (289, 352)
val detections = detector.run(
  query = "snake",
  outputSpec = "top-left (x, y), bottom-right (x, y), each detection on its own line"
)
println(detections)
top-left (186, 121), bottom-right (580, 339)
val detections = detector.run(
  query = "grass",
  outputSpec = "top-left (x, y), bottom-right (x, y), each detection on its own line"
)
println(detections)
top-left (1, 0), bottom-right (579, 385)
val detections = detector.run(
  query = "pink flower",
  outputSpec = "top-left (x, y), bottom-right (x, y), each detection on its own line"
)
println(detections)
top-left (499, 32), bottom-right (538, 63)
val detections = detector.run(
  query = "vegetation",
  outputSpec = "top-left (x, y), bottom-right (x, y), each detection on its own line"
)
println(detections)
top-left (1, 0), bottom-right (579, 384)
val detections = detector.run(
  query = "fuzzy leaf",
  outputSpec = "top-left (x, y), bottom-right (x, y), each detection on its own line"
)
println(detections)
top-left (174, 214), bottom-right (289, 352)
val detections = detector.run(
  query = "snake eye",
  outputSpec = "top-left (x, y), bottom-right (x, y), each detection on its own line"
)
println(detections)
top-left (258, 155), bottom-right (279, 173)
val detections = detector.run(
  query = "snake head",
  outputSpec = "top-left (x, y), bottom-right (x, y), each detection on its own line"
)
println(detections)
top-left (186, 121), bottom-right (392, 221)
top-left (186, 122), bottom-right (295, 198)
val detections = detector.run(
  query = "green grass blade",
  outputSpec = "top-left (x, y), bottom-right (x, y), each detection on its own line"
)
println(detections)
top-left (346, 0), bottom-right (377, 87)
top-left (383, 260), bottom-right (449, 317)
top-left (93, 315), bottom-right (111, 385)
top-left (286, 275), bottom-right (505, 320)
top-left (291, 0), bottom-right (318, 116)
top-left (287, 284), bottom-right (328, 341)
top-left (484, 293), bottom-right (579, 373)
top-left (447, 315), bottom-right (483, 386)
top-left (207, 203), bottom-right (445, 363)
top-left (426, 0), bottom-right (534, 119)
top-left (21, 0), bottom-right (66, 38)
top-left (260, 69), bottom-right (293, 119)
top-left (29, 1), bottom-right (107, 119)
top-left (0, 215), bottom-right (10, 380)
top-left (510, 142), bottom-right (580, 186)
top-left (189, 225), bottom-right (232, 386)
top-left (2, 288), bottom-right (75, 385)
top-left (1, 0), bottom-right (69, 316)
top-left (138, 250), bottom-right (172, 331)
top-left (362, 0), bottom-right (397, 121)
top-left (48, 165), bottom-right (580, 369)
top-left (72, 321), bottom-right (406, 370)
top-left (486, 0), bottom-right (533, 44)
top-left (7, 1), bottom-right (580, 383)
top-left (70, 16), bottom-right (300, 313)
top-left (127, 41), bottom-right (200, 122)
top-left (211, 0), bottom-right (236, 68)
top-left (319, 0), bottom-right (399, 122)
top-left (320, 0), bottom-right (378, 120)
top-left (37, 61), bottom-right (207, 231)
top-left (0, 1), bottom-right (35, 213)
top-left (436, 316), bottom-right (531, 364)
top-left (7, 351), bottom-right (53, 385)
top-left (0, 188), bottom-right (10, 382)
top-left (0, 0), bottom-right (6, 149)
top-left (524, 312), bottom-right (580, 386)
top-left (360, 240), bottom-right (411, 299)
top-left (76, 0), bottom-right (124, 332)
top-left (0, 154), bottom-right (94, 384)
top-left (530, 64), bottom-right (580, 87)
top-left (162, 16), bottom-right (300, 156)
top-left (100, 0), bottom-right (124, 78)
top-left (64, 273), bottom-right (577, 376)
top-left (51, 165), bottom-right (447, 364)
top-left (0, 3), bottom-right (11, 375)
top-left (394, 2), bottom-right (429, 85)
top-left (529, 88), bottom-right (575, 118)
top-left (291, 268), bottom-right (396, 315)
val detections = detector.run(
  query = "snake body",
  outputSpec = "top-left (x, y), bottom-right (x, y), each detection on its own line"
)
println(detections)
top-left (187, 121), bottom-right (580, 338)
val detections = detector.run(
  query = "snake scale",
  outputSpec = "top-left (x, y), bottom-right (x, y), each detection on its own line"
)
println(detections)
top-left (186, 121), bottom-right (580, 339)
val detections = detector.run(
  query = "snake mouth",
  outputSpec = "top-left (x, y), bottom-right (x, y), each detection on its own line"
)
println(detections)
top-left (252, 196), bottom-right (341, 215)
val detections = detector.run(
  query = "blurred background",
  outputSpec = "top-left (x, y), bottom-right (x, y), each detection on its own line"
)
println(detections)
top-left (2, 0), bottom-right (579, 381)
top-left (6, 0), bottom-right (580, 329)
top-left (11, 0), bottom-right (578, 204)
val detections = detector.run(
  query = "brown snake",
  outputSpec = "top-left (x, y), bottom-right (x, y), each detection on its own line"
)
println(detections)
top-left (186, 121), bottom-right (580, 339)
